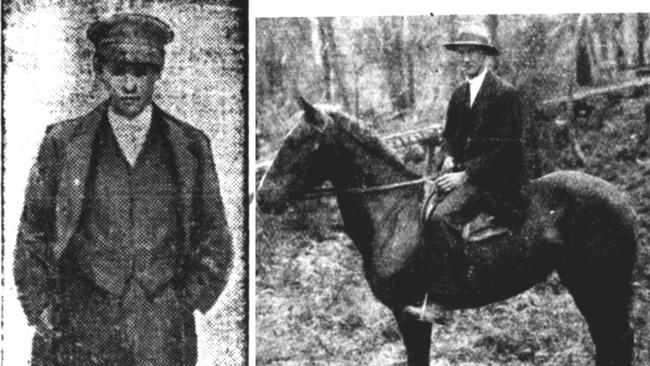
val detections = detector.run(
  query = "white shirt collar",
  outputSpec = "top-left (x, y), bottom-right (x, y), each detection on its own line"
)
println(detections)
top-left (107, 104), bottom-right (153, 166)
top-left (467, 67), bottom-right (488, 86)
top-left (108, 104), bottom-right (153, 132)
top-left (467, 67), bottom-right (488, 107)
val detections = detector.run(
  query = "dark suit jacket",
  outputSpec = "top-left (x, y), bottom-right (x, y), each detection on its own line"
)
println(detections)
top-left (14, 101), bottom-right (233, 326)
top-left (442, 70), bottom-right (527, 204)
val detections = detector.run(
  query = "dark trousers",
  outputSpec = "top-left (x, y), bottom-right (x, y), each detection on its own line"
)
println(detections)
top-left (431, 184), bottom-right (483, 231)
top-left (425, 184), bottom-right (484, 282)
top-left (431, 183), bottom-right (525, 233)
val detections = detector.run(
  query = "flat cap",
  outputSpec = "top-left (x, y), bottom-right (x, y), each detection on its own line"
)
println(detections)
top-left (87, 13), bottom-right (174, 67)
top-left (444, 23), bottom-right (499, 56)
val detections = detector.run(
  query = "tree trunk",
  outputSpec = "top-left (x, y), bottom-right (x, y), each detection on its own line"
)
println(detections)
top-left (592, 14), bottom-right (610, 66)
top-left (404, 17), bottom-right (415, 109)
top-left (576, 15), bottom-right (593, 86)
top-left (568, 16), bottom-right (587, 166)
top-left (318, 18), bottom-right (334, 102)
top-left (256, 20), bottom-right (288, 101)
top-left (444, 14), bottom-right (460, 83)
top-left (264, 39), bottom-right (285, 96)
top-left (638, 13), bottom-right (648, 66)
top-left (613, 14), bottom-right (627, 71)
top-left (318, 17), bottom-right (350, 109)
top-left (353, 61), bottom-right (361, 116)
top-left (381, 17), bottom-right (414, 111)
top-left (485, 14), bottom-right (499, 71)
top-left (638, 102), bottom-right (650, 152)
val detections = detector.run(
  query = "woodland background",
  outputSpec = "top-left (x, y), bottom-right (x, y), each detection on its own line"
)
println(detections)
top-left (256, 14), bottom-right (650, 365)
top-left (257, 14), bottom-right (650, 159)
top-left (3, 1), bottom-right (246, 365)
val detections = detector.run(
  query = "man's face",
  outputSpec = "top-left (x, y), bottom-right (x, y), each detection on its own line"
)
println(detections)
top-left (455, 46), bottom-right (487, 79)
top-left (99, 61), bottom-right (160, 119)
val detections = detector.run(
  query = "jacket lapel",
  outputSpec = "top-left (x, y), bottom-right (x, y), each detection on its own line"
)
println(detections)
top-left (54, 102), bottom-right (106, 260)
top-left (468, 71), bottom-right (497, 135)
top-left (470, 70), bottom-right (494, 113)
top-left (457, 82), bottom-right (471, 138)
top-left (155, 104), bottom-right (197, 240)
top-left (461, 82), bottom-right (471, 109)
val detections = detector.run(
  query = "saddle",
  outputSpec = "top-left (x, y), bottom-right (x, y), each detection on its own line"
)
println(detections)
top-left (421, 185), bottom-right (510, 243)
top-left (460, 212), bottom-right (509, 242)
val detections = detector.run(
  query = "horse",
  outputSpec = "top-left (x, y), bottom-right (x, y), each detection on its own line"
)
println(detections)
top-left (257, 99), bottom-right (638, 366)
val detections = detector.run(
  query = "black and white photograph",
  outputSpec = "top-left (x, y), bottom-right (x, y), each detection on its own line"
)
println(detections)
top-left (255, 13), bottom-right (650, 365)
top-left (2, 1), bottom-right (246, 365)
top-left (3, 1), bottom-right (650, 366)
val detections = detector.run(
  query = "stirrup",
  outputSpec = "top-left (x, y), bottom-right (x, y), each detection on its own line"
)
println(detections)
top-left (402, 293), bottom-right (454, 325)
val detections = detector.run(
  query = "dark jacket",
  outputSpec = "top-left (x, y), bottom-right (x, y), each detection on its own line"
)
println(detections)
top-left (442, 70), bottom-right (527, 204)
top-left (14, 101), bottom-right (232, 363)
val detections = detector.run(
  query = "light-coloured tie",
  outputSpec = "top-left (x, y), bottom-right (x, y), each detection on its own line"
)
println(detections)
top-left (116, 124), bottom-right (146, 166)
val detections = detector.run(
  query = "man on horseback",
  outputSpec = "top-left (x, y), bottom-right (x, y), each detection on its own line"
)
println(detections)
top-left (405, 23), bottom-right (527, 323)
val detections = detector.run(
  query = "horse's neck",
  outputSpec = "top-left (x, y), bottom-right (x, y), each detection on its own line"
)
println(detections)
top-left (336, 187), bottom-right (422, 259)
top-left (327, 148), bottom-right (423, 260)
top-left (327, 133), bottom-right (418, 190)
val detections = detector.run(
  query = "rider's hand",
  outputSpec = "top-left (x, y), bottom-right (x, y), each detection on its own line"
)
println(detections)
top-left (434, 171), bottom-right (467, 193)
top-left (442, 156), bottom-right (455, 171)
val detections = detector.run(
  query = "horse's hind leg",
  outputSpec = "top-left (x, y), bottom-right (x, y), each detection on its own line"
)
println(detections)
top-left (559, 266), bottom-right (634, 366)
top-left (393, 310), bottom-right (432, 366)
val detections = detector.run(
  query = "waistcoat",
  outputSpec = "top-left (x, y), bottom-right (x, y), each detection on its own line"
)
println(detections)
top-left (72, 114), bottom-right (182, 300)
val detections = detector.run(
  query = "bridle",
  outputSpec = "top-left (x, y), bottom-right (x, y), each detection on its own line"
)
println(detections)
top-left (298, 116), bottom-right (436, 199)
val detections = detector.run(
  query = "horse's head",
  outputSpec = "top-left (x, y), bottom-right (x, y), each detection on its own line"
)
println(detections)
top-left (257, 98), bottom-right (333, 214)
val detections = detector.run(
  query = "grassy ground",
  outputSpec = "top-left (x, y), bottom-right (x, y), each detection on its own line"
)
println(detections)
top-left (256, 96), bottom-right (650, 365)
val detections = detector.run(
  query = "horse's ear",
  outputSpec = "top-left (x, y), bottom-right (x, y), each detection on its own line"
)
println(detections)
top-left (296, 96), bottom-right (312, 113)
top-left (297, 96), bottom-right (329, 131)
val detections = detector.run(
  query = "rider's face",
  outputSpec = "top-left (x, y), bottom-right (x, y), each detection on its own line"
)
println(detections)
top-left (455, 46), bottom-right (487, 79)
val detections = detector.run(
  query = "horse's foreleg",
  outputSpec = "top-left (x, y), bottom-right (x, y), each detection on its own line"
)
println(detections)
top-left (393, 310), bottom-right (432, 366)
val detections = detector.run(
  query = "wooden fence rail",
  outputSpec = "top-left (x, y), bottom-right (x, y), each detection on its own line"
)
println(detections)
top-left (256, 124), bottom-right (443, 173)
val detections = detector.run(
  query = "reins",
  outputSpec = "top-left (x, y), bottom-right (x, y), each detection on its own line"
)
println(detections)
top-left (298, 120), bottom-right (437, 199)
top-left (301, 175), bottom-right (435, 199)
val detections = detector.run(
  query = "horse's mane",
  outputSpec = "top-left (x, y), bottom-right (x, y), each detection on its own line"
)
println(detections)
top-left (317, 105), bottom-right (421, 179)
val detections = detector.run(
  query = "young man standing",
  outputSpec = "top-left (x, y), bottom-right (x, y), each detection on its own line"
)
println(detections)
top-left (14, 13), bottom-right (232, 365)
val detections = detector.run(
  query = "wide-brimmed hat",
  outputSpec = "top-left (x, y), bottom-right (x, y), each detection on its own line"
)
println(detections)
top-left (87, 13), bottom-right (174, 68)
top-left (443, 24), bottom-right (499, 56)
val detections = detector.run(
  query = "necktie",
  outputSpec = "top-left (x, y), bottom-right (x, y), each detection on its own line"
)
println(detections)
top-left (116, 124), bottom-right (146, 166)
